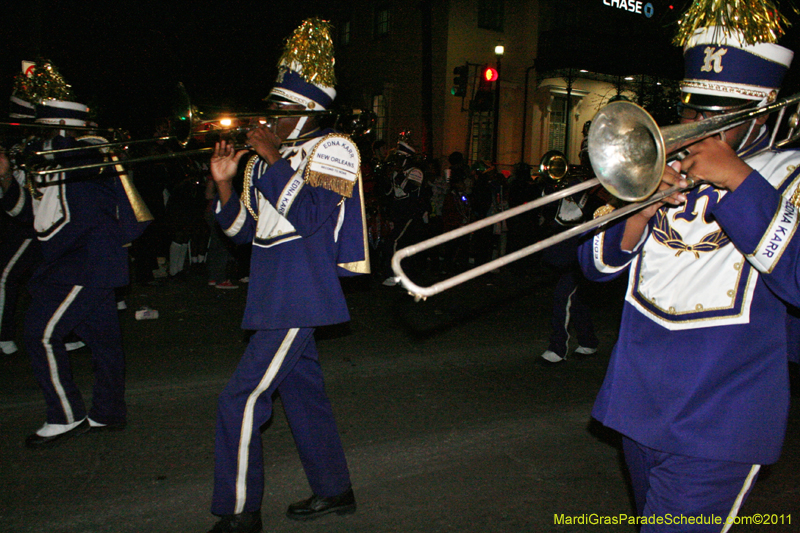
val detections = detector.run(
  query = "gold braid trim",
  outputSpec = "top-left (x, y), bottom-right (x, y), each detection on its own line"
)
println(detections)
top-left (242, 154), bottom-right (260, 221)
top-left (790, 184), bottom-right (800, 208)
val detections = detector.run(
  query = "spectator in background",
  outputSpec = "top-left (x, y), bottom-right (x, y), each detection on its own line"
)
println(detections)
top-left (440, 168), bottom-right (471, 274)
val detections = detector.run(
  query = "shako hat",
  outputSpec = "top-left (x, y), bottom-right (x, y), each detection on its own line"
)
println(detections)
top-left (11, 60), bottom-right (89, 126)
top-left (267, 18), bottom-right (337, 111)
top-left (673, 1), bottom-right (794, 111)
top-left (36, 99), bottom-right (90, 127)
top-left (681, 26), bottom-right (794, 111)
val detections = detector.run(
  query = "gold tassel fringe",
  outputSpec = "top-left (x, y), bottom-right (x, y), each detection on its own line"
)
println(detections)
top-left (673, 0), bottom-right (794, 47)
top-left (305, 170), bottom-right (355, 198)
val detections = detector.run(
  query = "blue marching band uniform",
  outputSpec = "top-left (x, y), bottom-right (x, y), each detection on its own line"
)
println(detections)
top-left (579, 26), bottom-right (800, 528)
top-left (1, 89), bottom-right (150, 444)
top-left (0, 159), bottom-right (42, 355)
top-left (211, 129), bottom-right (368, 517)
top-left (205, 18), bottom-right (369, 532)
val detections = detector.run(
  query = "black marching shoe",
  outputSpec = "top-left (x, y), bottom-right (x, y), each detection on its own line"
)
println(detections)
top-left (207, 511), bottom-right (262, 533)
top-left (25, 418), bottom-right (91, 449)
top-left (286, 487), bottom-right (356, 521)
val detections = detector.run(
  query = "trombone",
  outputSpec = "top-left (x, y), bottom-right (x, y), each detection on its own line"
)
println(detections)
top-left (9, 83), bottom-right (375, 182)
top-left (390, 93), bottom-right (800, 301)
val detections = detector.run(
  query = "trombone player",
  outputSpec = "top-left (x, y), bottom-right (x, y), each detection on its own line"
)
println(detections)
top-left (0, 68), bottom-right (151, 447)
top-left (204, 19), bottom-right (368, 533)
top-left (579, 24), bottom-right (800, 528)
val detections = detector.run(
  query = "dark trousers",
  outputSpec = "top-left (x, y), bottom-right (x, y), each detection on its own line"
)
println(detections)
top-left (623, 436), bottom-right (760, 532)
top-left (548, 268), bottom-right (598, 356)
top-left (25, 281), bottom-right (126, 425)
top-left (211, 328), bottom-right (351, 515)
top-left (0, 236), bottom-right (40, 342)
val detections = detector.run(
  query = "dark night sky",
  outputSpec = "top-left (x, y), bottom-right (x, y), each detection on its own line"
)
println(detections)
top-left (5, 1), bottom-right (800, 137)
top-left (2, 0), bottom-right (336, 136)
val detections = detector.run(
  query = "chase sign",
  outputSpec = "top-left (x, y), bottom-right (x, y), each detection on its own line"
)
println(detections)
top-left (602, 0), bottom-right (655, 18)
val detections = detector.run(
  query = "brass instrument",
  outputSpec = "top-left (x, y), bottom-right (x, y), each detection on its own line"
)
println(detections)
top-left (18, 83), bottom-right (376, 179)
top-left (538, 150), bottom-right (569, 182)
top-left (391, 95), bottom-right (800, 301)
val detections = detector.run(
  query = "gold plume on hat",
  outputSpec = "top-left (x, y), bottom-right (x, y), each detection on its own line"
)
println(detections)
top-left (673, 0), bottom-right (794, 47)
top-left (672, 0), bottom-right (797, 47)
top-left (12, 59), bottom-right (75, 104)
top-left (278, 18), bottom-right (336, 88)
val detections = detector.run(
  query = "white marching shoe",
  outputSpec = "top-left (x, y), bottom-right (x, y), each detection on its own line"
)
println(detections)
top-left (0, 340), bottom-right (19, 355)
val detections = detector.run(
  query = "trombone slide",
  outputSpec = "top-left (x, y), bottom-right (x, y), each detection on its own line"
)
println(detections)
top-left (390, 178), bottom-right (600, 300)
top-left (392, 92), bottom-right (800, 301)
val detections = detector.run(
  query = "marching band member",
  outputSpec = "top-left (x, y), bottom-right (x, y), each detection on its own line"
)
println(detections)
top-left (538, 167), bottom-right (601, 364)
top-left (580, 23), bottom-right (800, 529)
top-left (0, 86), bottom-right (40, 356)
top-left (0, 62), bottom-right (151, 448)
top-left (205, 19), bottom-right (368, 533)
top-left (380, 136), bottom-right (427, 286)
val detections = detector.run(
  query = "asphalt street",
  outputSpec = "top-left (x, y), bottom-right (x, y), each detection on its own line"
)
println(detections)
top-left (1, 260), bottom-right (798, 533)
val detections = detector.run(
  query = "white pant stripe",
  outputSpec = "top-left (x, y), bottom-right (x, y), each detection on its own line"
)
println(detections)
top-left (720, 464), bottom-right (760, 533)
top-left (0, 238), bottom-right (32, 338)
top-left (43, 285), bottom-right (83, 423)
top-left (234, 328), bottom-right (299, 514)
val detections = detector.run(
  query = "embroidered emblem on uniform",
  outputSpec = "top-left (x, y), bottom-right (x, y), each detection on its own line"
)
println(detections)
top-left (701, 47), bottom-right (727, 73)
top-left (652, 209), bottom-right (730, 258)
top-left (304, 133), bottom-right (360, 197)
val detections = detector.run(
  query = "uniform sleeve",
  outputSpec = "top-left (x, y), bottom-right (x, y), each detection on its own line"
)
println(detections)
top-left (712, 169), bottom-right (800, 307)
top-left (0, 177), bottom-right (33, 223)
top-left (578, 216), bottom-right (645, 282)
top-left (214, 188), bottom-right (256, 245)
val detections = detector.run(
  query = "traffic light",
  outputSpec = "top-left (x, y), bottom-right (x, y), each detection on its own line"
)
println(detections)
top-left (472, 65), bottom-right (497, 111)
top-left (451, 64), bottom-right (468, 97)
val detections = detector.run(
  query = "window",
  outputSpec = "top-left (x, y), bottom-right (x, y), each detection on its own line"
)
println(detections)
top-left (548, 95), bottom-right (567, 153)
top-left (372, 94), bottom-right (387, 141)
top-left (374, 5), bottom-right (390, 37)
top-left (469, 110), bottom-right (493, 164)
top-left (478, 0), bottom-right (504, 32)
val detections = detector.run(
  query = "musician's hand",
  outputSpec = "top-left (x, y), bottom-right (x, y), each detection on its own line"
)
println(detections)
top-left (0, 150), bottom-right (13, 192)
top-left (210, 140), bottom-right (247, 183)
top-left (621, 161), bottom-right (689, 251)
top-left (633, 160), bottom-right (690, 221)
top-left (247, 126), bottom-right (282, 165)
top-left (679, 136), bottom-right (752, 192)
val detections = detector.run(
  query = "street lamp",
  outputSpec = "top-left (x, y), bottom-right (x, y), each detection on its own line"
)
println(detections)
top-left (492, 44), bottom-right (504, 164)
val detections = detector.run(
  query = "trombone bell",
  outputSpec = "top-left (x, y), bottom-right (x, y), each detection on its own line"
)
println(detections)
top-left (587, 101), bottom-right (665, 202)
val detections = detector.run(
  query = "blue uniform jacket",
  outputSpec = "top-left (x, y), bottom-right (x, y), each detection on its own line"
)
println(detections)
top-left (1, 136), bottom-right (150, 288)
top-left (215, 129), bottom-right (368, 330)
top-left (579, 130), bottom-right (800, 465)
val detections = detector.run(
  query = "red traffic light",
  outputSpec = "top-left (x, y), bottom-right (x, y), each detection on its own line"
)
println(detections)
top-left (482, 66), bottom-right (498, 82)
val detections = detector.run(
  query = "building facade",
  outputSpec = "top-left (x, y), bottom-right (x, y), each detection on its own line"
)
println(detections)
top-left (331, 0), bottom-right (684, 173)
